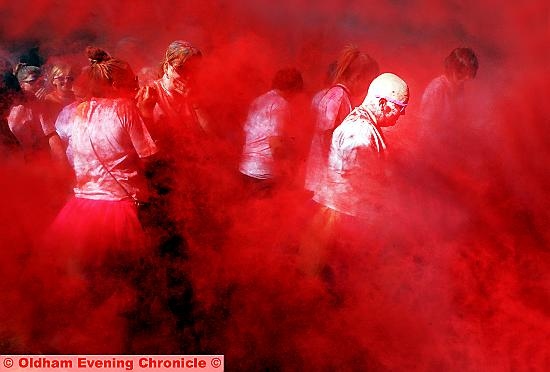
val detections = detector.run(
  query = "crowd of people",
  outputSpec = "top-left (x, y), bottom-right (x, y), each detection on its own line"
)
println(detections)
top-left (0, 40), bottom-right (479, 356)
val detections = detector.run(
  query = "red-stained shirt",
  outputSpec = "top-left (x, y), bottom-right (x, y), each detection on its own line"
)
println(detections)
top-left (239, 89), bottom-right (290, 180)
top-left (7, 101), bottom-right (55, 155)
top-left (314, 106), bottom-right (386, 218)
top-left (304, 84), bottom-right (352, 193)
top-left (68, 98), bottom-right (157, 201)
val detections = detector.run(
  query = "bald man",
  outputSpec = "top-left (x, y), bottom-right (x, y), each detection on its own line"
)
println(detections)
top-left (313, 72), bottom-right (409, 219)
top-left (299, 73), bottom-right (409, 279)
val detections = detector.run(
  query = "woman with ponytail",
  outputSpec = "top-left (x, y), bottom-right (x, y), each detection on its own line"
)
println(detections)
top-left (37, 46), bottom-right (157, 353)
top-left (304, 45), bottom-right (379, 196)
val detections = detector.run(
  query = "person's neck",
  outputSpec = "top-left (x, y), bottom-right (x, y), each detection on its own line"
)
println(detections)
top-left (357, 103), bottom-right (378, 126)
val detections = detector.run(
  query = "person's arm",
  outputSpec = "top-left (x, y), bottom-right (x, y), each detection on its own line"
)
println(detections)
top-left (123, 102), bottom-right (159, 158)
top-left (47, 132), bottom-right (67, 162)
top-left (135, 85), bottom-right (158, 120)
top-left (319, 88), bottom-right (349, 159)
top-left (189, 99), bottom-right (211, 135)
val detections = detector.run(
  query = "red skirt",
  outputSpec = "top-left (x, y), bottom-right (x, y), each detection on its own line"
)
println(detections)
top-left (33, 196), bottom-right (149, 353)
top-left (43, 196), bottom-right (147, 270)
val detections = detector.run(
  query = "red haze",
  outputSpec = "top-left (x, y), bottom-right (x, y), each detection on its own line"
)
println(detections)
top-left (0, 0), bottom-right (548, 370)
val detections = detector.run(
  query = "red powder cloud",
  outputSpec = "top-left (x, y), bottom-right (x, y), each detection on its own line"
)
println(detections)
top-left (0, 0), bottom-right (548, 369)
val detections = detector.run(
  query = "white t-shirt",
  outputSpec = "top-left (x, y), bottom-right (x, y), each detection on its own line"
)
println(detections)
top-left (304, 85), bottom-right (352, 192)
top-left (66, 98), bottom-right (157, 201)
top-left (55, 101), bottom-right (80, 166)
top-left (314, 107), bottom-right (386, 218)
top-left (311, 88), bottom-right (328, 116)
top-left (8, 102), bottom-right (55, 153)
top-left (420, 75), bottom-right (466, 122)
top-left (239, 89), bottom-right (289, 180)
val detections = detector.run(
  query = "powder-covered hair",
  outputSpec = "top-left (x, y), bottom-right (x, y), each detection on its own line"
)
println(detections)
top-left (76, 46), bottom-right (137, 98)
top-left (45, 57), bottom-right (74, 81)
top-left (14, 63), bottom-right (41, 83)
top-left (272, 67), bottom-right (304, 92)
top-left (331, 45), bottom-right (379, 87)
top-left (163, 40), bottom-right (202, 71)
top-left (444, 47), bottom-right (479, 79)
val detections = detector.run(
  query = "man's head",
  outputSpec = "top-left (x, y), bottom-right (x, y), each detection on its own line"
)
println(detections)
top-left (362, 72), bottom-right (409, 127)
top-left (444, 47), bottom-right (478, 85)
top-left (272, 67), bottom-right (303, 98)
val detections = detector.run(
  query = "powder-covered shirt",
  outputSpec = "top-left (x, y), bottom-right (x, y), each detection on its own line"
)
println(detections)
top-left (420, 75), bottom-right (465, 124)
top-left (55, 101), bottom-right (80, 166)
top-left (8, 101), bottom-right (55, 154)
top-left (67, 98), bottom-right (157, 201)
top-left (314, 106), bottom-right (386, 218)
top-left (239, 89), bottom-right (290, 180)
top-left (310, 88), bottom-right (329, 117)
top-left (304, 84), bottom-right (352, 192)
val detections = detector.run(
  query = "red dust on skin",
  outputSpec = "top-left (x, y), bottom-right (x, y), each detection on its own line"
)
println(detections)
top-left (0, 0), bottom-right (549, 369)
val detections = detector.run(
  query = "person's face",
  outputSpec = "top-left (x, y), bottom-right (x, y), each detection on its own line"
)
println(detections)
top-left (163, 57), bottom-right (201, 93)
top-left (163, 62), bottom-right (186, 93)
top-left (377, 96), bottom-right (407, 127)
top-left (52, 69), bottom-right (74, 94)
top-left (20, 75), bottom-right (42, 95)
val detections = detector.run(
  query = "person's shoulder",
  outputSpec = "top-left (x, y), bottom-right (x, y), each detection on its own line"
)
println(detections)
top-left (8, 104), bottom-right (25, 114)
top-left (425, 75), bottom-right (450, 92)
top-left (250, 90), bottom-right (272, 105)
top-left (111, 97), bottom-right (135, 105)
top-left (324, 85), bottom-right (347, 100)
top-left (421, 75), bottom-right (450, 107)
top-left (312, 88), bottom-right (328, 102)
top-left (110, 97), bottom-right (139, 113)
top-left (56, 101), bottom-right (80, 123)
top-left (340, 116), bottom-right (376, 141)
top-left (59, 101), bottom-right (80, 113)
top-left (7, 104), bottom-right (28, 122)
top-left (333, 117), bottom-right (356, 140)
top-left (267, 89), bottom-right (285, 102)
top-left (262, 89), bottom-right (288, 109)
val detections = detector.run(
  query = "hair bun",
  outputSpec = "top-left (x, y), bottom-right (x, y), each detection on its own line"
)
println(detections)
top-left (86, 46), bottom-right (111, 63)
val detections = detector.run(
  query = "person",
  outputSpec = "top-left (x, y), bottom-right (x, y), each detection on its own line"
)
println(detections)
top-left (40, 57), bottom-right (80, 166)
top-left (0, 57), bottom-right (22, 159)
top-left (419, 47), bottom-right (478, 134)
top-left (136, 41), bottom-right (209, 347)
top-left (300, 73), bottom-right (409, 278)
top-left (239, 67), bottom-right (304, 195)
top-left (304, 45), bottom-right (379, 195)
top-left (136, 40), bottom-right (207, 146)
top-left (134, 40), bottom-right (207, 241)
top-left (35, 46), bottom-right (158, 353)
top-left (42, 58), bottom-right (77, 107)
top-left (314, 72), bottom-right (408, 218)
top-left (310, 61), bottom-right (336, 115)
top-left (7, 64), bottom-right (52, 159)
top-left (416, 46), bottom-right (479, 187)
